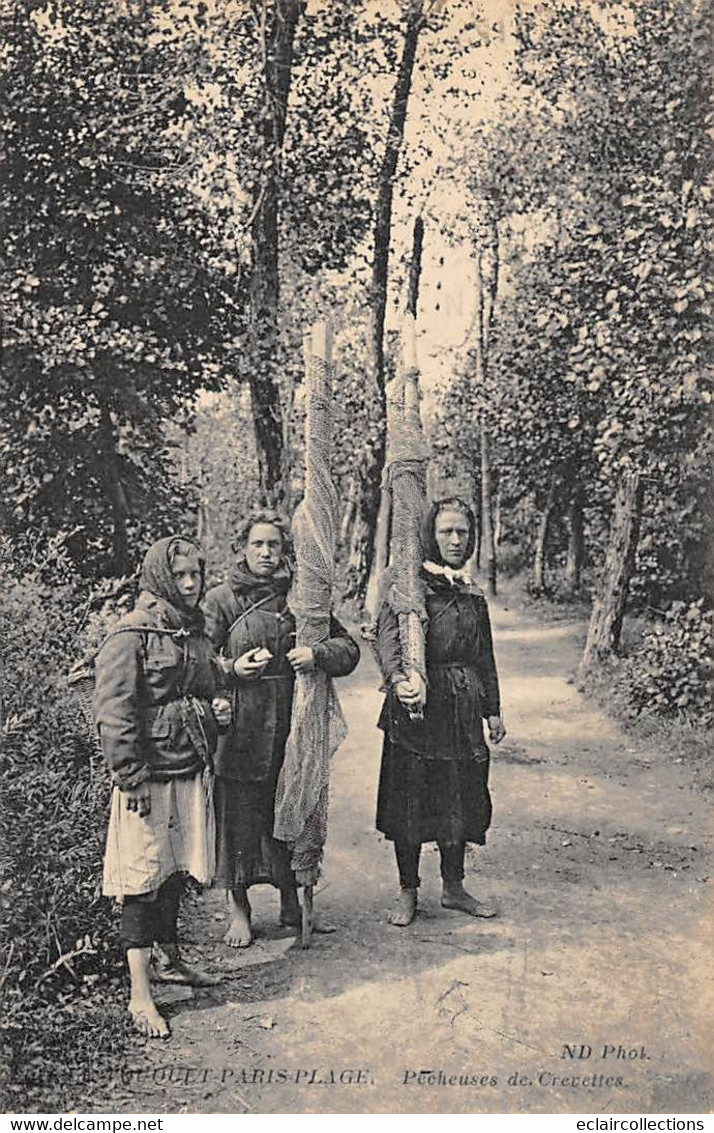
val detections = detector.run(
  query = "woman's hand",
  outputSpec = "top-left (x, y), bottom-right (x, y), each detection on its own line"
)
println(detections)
top-left (234, 648), bottom-right (271, 680)
top-left (395, 675), bottom-right (424, 711)
top-left (211, 697), bottom-right (232, 728)
top-left (286, 646), bottom-right (315, 674)
top-left (125, 783), bottom-right (151, 818)
top-left (487, 715), bottom-right (506, 744)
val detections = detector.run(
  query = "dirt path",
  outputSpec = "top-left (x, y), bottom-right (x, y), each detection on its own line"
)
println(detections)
top-left (96, 599), bottom-right (712, 1115)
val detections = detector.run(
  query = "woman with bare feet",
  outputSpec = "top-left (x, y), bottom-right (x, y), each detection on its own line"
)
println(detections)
top-left (95, 537), bottom-right (231, 1038)
top-left (204, 510), bottom-right (359, 948)
top-left (375, 498), bottom-right (506, 928)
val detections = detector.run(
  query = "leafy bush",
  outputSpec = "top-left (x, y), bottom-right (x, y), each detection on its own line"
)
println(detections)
top-left (495, 540), bottom-right (532, 580)
top-left (1, 990), bottom-right (127, 1113)
top-left (617, 600), bottom-right (713, 726)
top-left (0, 534), bottom-right (128, 1108)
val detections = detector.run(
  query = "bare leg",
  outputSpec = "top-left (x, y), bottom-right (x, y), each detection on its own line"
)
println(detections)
top-left (224, 885), bottom-right (252, 948)
top-left (127, 947), bottom-right (170, 1039)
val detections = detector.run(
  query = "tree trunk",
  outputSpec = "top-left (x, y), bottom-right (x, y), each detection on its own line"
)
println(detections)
top-left (345, 0), bottom-right (424, 604)
top-left (581, 470), bottom-right (644, 671)
top-left (533, 477), bottom-right (557, 591)
top-left (473, 216), bottom-right (500, 598)
top-left (370, 0), bottom-right (424, 400)
top-left (99, 400), bottom-right (130, 577)
top-left (339, 477), bottom-right (358, 547)
top-left (248, 0), bottom-right (302, 503)
top-left (407, 215), bottom-right (424, 317)
top-left (197, 500), bottom-right (210, 545)
top-left (565, 483), bottom-right (585, 592)
top-left (344, 451), bottom-right (383, 602)
top-left (494, 486), bottom-right (502, 548)
top-left (480, 417), bottom-right (496, 596)
top-left (466, 470), bottom-right (483, 571)
top-left (480, 218), bottom-right (500, 348)
top-left (474, 478), bottom-right (482, 569)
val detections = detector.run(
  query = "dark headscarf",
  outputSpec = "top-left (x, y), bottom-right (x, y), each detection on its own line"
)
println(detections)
top-left (422, 497), bottom-right (476, 569)
top-left (138, 536), bottom-right (206, 630)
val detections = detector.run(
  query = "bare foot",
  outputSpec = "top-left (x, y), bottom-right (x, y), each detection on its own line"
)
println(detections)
top-left (152, 958), bottom-right (220, 986)
top-left (128, 999), bottom-right (170, 1039)
top-left (224, 909), bottom-right (252, 949)
top-left (389, 888), bottom-right (417, 927)
top-left (441, 884), bottom-right (497, 918)
top-left (225, 891), bottom-right (252, 948)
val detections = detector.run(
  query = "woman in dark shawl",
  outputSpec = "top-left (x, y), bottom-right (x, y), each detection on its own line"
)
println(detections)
top-left (203, 510), bottom-right (359, 947)
top-left (95, 536), bottom-right (231, 1038)
top-left (375, 497), bottom-right (506, 927)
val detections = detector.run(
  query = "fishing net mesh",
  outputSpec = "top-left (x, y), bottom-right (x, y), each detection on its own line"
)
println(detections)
top-left (273, 348), bottom-right (347, 885)
top-left (382, 363), bottom-right (429, 686)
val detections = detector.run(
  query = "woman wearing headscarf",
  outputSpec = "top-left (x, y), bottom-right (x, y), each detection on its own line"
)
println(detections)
top-left (375, 497), bottom-right (506, 927)
top-left (94, 536), bottom-right (231, 1039)
top-left (203, 509), bottom-right (360, 948)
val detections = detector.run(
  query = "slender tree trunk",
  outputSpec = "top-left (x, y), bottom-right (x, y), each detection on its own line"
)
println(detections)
top-left (480, 418), bottom-right (496, 596)
top-left (345, 0), bottom-right (424, 603)
top-left (406, 215), bottom-right (424, 318)
top-left (494, 486), bottom-right (502, 548)
top-left (197, 500), bottom-right (210, 545)
top-left (581, 470), bottom-right (644, 671)
top-left (466, 470), bottom-right (482, 570)
top-left (248, 0), bottom-right (302, 503)
top-left (473, 216), bottom-right (500, 598)
top-left (480, 218), bottom-right (500, 346)
top-left (533, 477), bottom-right (557, 591)
top-left (370, 1), bottom-right (423, 408)
top-left (340, 477), bottom-right (358, 547)
top-left (474, 478), bottom-right (482, 569)
top-left (99, 400), bottom-right (130, 577)
top-left (565, 483), bottom-right (585, 592)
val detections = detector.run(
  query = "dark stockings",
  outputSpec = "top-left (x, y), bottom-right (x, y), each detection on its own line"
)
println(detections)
top-left (121, 874), bottom-right (183, 951)
top-left (394, 840), bottom-right (466, 889)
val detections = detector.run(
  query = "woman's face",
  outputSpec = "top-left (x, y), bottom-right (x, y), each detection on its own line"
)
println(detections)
top-left (434, 508), bottom-right (471, 569)
top-left (171, 553), bottom-right (202, 607)
top-left (243, 523), bottom-right (284, 577)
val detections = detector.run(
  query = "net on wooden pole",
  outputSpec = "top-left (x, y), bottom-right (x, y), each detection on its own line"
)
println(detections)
top-left (366, 314), bottom-right (429, 707)
top-left (385, 315), bottom-right (429, 703)
top-left (273, 322), bottom-right (347, 885)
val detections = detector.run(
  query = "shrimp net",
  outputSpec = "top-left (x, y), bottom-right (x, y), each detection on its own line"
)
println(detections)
top-left (273, 326), bottom-right (347, 885)
top-left (365, 315), bottom-right (429, 696)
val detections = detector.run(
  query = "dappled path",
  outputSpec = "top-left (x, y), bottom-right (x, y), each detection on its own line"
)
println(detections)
top-left (95, 599), bottom-right (712, 1115)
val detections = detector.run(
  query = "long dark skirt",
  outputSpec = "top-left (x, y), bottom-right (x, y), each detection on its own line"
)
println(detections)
top-left (376, 738), bottom-right (492, 846)
top-left (213, 775), bottom-right (293, 889)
